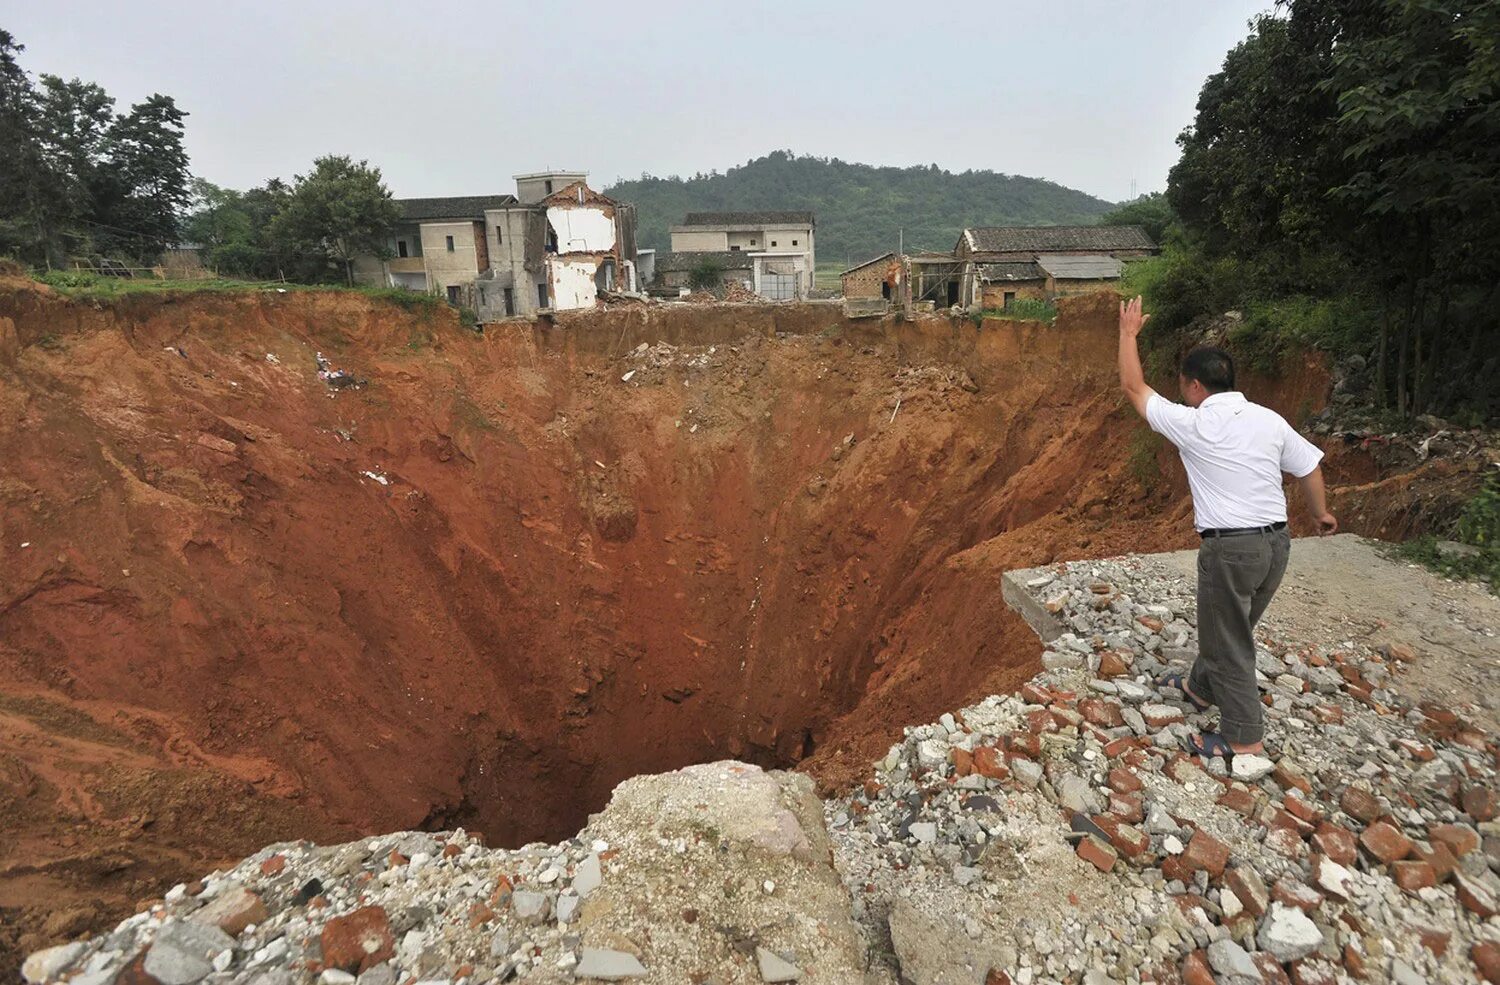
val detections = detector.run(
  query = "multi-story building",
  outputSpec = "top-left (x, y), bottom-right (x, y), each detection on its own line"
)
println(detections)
top-left (353, 171), bottom-right (638, 320)
top-left (666, 210), bottom-right (815, 300)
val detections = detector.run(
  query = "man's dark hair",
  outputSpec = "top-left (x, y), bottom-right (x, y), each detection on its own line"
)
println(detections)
top-left (1180, 346), bottom-right (1236, 393)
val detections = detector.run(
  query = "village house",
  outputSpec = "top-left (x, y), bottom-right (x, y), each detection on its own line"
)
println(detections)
top-left (954, 225), bottom-right (1157, 309)
top-left (650, 250), bottom-right (755, 296)
top-left (352, 171), bottom-right (639, 319)
top-left (839, 252), bottom-right (902, 301)
top-left (666, 210), bottom-right (815, 300)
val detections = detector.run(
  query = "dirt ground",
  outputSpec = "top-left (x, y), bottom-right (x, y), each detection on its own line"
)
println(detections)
top-left (1153, 533), bottom-right (1500, 732)
top-left (0, 282), bottom-right (1485, 974)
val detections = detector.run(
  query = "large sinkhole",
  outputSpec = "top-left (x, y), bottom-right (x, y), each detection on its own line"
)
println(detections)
top-left (0, 291), bottom-right (1178, 868)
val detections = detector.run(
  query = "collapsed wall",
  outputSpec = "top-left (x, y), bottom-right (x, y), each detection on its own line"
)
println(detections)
top-left (0, 282), bottom-right (1469, 970)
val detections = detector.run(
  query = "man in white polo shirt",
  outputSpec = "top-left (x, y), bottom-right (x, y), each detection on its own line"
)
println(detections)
top-left (1116, 296), bottom-right (1337, 761)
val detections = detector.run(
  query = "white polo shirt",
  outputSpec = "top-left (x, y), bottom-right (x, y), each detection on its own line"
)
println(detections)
top-left (1146, 390), bottom-right (1323, 532)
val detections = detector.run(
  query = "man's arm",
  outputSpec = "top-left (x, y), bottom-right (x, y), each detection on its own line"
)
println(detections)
top-left (1296, 466), bottom-right (1339, 535)
top-left (1118, 295), bottom-right (1153, 418)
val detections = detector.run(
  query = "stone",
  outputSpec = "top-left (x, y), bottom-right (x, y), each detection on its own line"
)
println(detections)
top-left (1251, 954), bottom-right (1292, 985)
top-left (909, 822), bottom-right (937, 844)
top-left (755, 947), bottom-right (802, 982)
top-left (916, 739), bottom-right (948, 770)
top-left (1230, 755), bottom-right (1275, 782)
top-left (1011, 759), bottom-right (1043, 789)
top-left (512, 890), bottom-right (551, 923)
top-left (1289, 959), bottom-right (1339, 985)
top-left (144, 921), bottom-right (237, 985)
top-left (1258, 904), bottom-right (1323, 963)
top-left (556, 894), bottom-right (580, 924)
top-left (189, 885), bottom-right (268, 937)
top-left (1057, 774), bottom-right (1100, 814)
top-left (573, 853), bottom-right (603, 898)
top-left (1205, 939), bottom-right (1261, 985)
top-left (1310, 856), bottom-right (1353, 900)
top-left (574, 948), bottom-right (646, 979)
top-left (1359, 820), bottom-right (1413, 863)
top-left (22, 943), bottom-right (87, 985)
top-left (321, 906), bottom-right (396, 974)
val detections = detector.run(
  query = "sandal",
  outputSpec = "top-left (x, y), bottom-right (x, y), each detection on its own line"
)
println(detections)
top-left (1156, 671), bottom-right (1212, 713)
top-left (1184, 731), bottom-right (1235, 762)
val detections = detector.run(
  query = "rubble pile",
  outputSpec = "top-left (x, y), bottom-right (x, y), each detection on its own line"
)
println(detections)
top-left (22, 557), bottom-right (1500, 984)
top-left (829, 556), bottom-right (1500, 984)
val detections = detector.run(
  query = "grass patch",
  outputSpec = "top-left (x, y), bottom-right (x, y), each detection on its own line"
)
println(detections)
top-left (1127, 426), bottom-right (1167, 493)
top-left (34, 270), bottom-right (447, 315)
top-left (1390, 476), bottom-right (1500, 590)
top-left (978, 299), bottom-right (1058, 324)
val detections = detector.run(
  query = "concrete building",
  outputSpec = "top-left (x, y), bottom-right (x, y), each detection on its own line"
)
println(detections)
top-left (651, 250), bottom-right (755, 295)
top-left (666, 211), bottom-right (815, 300)
top-left (353, 172), bottom-right (638, 320)
top-left (352, 195), bottom-right (516, 301)
top-left (477, 173), bottom-right (639, 319)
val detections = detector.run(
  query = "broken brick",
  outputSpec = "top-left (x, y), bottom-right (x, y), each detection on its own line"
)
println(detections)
top-left (1181, 950), bottom-right (1214, 985)
top-left (260, 854), bottom-right (286, 877)
top-left (1359, 820), bottom-right (1413, 864)
top-left (1144, 706), bottom-right (1187, 729)
top-left (1078, 698), bottom-right (1125, 728)
top-left (1284, 794), bottom-right (1322, 826)
top-left (1109, 791), bottom-right (1145, 824)
top-left (1216, 786), bottom-right (1257, 817)
top-left (1311, 823), bottom-right (1358, 866)
top-left (1462, 786), bottom-right (1499, 822)
top-left (1472, 941), bottom-right (1500, 983)
top-left (1454, 871), bottom-right (1499, 918)
top-left (1428, 822), bottom-right (1480, 858)
top-left (1180, 829), bottom-right (1229, 877)
top-left (1391, 860), bottom-right (1436, 894)
top-left (1289, 959), bottom-right (1340, 985)
top-left (1108, 768), bottom-right (1144, 795)
top-left (320, 905), bottom-right (395, 974)
top-left (1415, 924), bottom-right (1450, 958)
top-left (972, 746), bottom-right (1008, 780)
top-left (1339, 786), bottom-right (1381, 824)
top-left (1271, 877), bottom-right (1324, 912)
top-left (1226, 866), bottom-right (1270, 917)
top-left (1411, 840), bottom-right (1458, 883)
top-left (1098, 650), bottom-right (1131, 678)
top-left (1076, 834), bottom-right (1117, 873)
top-left (1252, 953), bottom-right (1293, 985)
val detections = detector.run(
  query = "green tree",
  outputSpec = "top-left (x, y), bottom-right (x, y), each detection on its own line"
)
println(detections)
top-left (91, 93), bottom-right (191, 258)
top-left (35, 74), bottom-right (113, 224)
top-left (268, 156), bottom-right (400, 285)
top-left (1098, 192), bottom-right (1176, 246)
top-left (0, 30), bottom-right (68, 265)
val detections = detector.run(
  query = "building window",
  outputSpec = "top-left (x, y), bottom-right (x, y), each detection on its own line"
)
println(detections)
top-left (771, 241), bottom-right (778, 247)
top-left (537, 283), bottom-right (549, 308)
top-left (729, 245), bottom-right (740, 251)
top-left (503, 287), bottom-right (514, 315)
top-left (446, 285), bottom-right (461, 304)
top-left (544, 180), bottom-right (553, 194)
top-left (496, 225), bottom-right (502, 244)
top-left (545, 228), bottom-right (558, 253)
top-left (445, 235), bottom-right (455, 252)
top-left (397, 240), bottom-right (408, 258)
top-left (750, 239), bottom-right (757, 246)
top-left (792, 239), bottom-right (799, 246)
top-left (1003, 291), bottom-right (1016, 309)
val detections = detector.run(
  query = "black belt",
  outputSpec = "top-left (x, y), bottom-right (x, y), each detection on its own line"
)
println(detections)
top-left (1200, 521), bottom-right (1286, 539)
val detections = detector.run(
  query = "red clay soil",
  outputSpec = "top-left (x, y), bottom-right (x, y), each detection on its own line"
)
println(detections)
top-left (0, 284), bottom-right (1474, 971)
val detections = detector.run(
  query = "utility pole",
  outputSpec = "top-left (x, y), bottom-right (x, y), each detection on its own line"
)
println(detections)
top-left (899, 227), bottom-right (903, 256)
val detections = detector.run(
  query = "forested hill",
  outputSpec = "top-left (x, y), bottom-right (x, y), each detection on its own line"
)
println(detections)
top-left (605, 151), bottom-right (1116, 266)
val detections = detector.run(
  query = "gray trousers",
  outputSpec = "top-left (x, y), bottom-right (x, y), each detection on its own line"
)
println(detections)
top-left (1188, 529), bottom-right (1291, 745)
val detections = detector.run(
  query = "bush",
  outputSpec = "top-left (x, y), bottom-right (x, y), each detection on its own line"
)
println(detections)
top-left (1393, 475), bottom-right (1500, 589)
top-left (980, 298), bottom-right (1057, 323)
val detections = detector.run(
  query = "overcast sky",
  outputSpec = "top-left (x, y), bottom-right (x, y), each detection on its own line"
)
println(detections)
top-left (11, 1), bottom-right (1268, 204)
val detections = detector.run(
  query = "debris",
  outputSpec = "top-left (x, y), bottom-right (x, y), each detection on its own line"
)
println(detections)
top-left (361, 471), bottom-right (390, 486)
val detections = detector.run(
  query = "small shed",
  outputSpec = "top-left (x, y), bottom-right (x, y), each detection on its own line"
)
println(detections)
top-left (840, 252), bottom-right (900, 299)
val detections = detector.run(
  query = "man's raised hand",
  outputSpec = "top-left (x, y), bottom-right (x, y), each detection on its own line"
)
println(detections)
top-left (1119, 295), bottom-right (1150, 338)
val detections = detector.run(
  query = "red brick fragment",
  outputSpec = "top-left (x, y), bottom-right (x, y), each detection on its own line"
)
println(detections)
top-left (1265, 826), bottom-right (1306, 860)
top-left (1359, 820), bottom-right (1413, 864)
top-left (1253, 953), bottom-right (1293, 985)
top-left (1463, 786), bottom-right (1499, 822)
top-left (1392, 860), bottom-right (1436, 893)
top-left (1181, 829), bottom-right (1229, 877)
top-left (1098, 650), bottom-right (1131, 678)
top-left (1271, 877), bottom-right (1323, 912)
top-left (1290, 959), bottom-right (1339, 985)
top-left (1078, 698), bottom-right (1126, 728)
top-left (1416, 925), bottom-right (1449, 958)
top-left (1472, 940), bottom-right (1500, 983)
top-left (1109, 768), bottom-right (1144, 795)
top-left (1311, 823), bottom-right (1357, 866)
top-left (1339, 786), bottom-right (1380, 823)
top-left (1181, 951), bottom-right (1214, 985)
top-left (321, 906), bottom-right (395, 974)
top-left (1076, 834), bottom-right (1117, 872)
top-left (1454, 871), bottom-right (1499, 918)
top-left (1216, 786), bottom-right (1257, 817)
top-left (1226, 866), bottom-right (1269, 917)
top-left (1429, 822), bottom-right (1480, 858)
top-left (973, 745), bottom-right (1008, 780)
top-left (260, 854), bottom-right (286, 877)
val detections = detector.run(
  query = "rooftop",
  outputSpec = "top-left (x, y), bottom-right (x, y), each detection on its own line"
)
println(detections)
top-left (678, 211), bottom-right (815, 228)
top-left (654, 250), bottom-right (756, 272)
top-left (840, 252), bottom-right (895, 276)
top-left (1035, 254), bottom-right (1125, 280)
top-left (513, 170), bottom-right (588, 180)
top-left (964, 225), bottom-right (1156, 254)
top-left (398, 195), bottom-right (518, 222)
